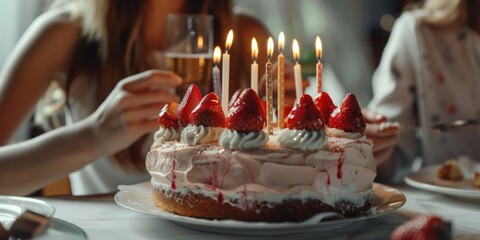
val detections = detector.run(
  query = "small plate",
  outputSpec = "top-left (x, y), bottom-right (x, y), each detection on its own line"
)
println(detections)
top-left (115, 182), bottom-right (405, 236)
top-left (36, 218), bottom-right (88, 240)
top-left (0, 196), bottom-right (55, 227)
top-left (405, 165), bottom-right (480, 199)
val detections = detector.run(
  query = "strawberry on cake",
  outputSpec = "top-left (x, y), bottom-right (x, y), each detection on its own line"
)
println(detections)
top-left (146, 85), bottom-right (376, 222)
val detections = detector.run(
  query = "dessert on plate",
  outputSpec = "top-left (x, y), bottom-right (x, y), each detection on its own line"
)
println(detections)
top-left (146, 85), bottom-right (376, 222)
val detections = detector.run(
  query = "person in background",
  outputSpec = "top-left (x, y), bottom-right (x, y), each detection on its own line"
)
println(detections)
top-left (0, 0), bottom-right (271, 196)
top-left (368, 0), bottom-right (480, 182)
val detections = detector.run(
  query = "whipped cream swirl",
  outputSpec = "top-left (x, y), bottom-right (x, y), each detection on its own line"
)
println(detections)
top-left (181, 125), bottom-right (224, 145)
top-left (327, 128), bottom-right (365, 140)
top-left (219, 130), bottom-right (268, 150)
top-left (154, 127), bottom-right (181, 143)
top-left (277, 129), bottom-right (327, 151)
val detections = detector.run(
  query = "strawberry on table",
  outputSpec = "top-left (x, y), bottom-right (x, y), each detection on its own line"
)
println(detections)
top-left (287, 94), bottom-right (324, 131)
top-left (191, 93), bottom-right (226, 127)
top-left (157, 102), bottom-right (179, 129)
top-left (314, 91), bottom-right (336, 124)
top-left (177, 84), bottom-right (203, 127)
top-left (391, 215), bottom-right (452, 240)
top-left (227, 88), bottom-right (266, 132)
top-left (328, 93), bottom-right (366, 134)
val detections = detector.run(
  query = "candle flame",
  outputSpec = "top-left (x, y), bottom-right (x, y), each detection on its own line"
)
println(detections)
top-left (278, 32), bottom-right (285, 52)
top-left (292, 39), bottom-right (300, 62)
top-left (197, 35), bottom-right (204, 50)
top-left (251, 38), bottom-right (258, 61)
top-left (315, 36), bottom-right (323, 60)
top-left (213, 46), bottom-right (221, 65)
top-left (267, 37), bottom-right (274, 59)
top-left (225, 30), bottom-right (233, 52)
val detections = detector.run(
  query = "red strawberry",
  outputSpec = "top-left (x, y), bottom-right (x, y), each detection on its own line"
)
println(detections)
top-left (157, 102), bottom-right (179, 129)
top-left (314, 91), bottom-right (336, 124)
top-left (391, 215), bottom-right (452, 240)
top-left (227, 88), bottom-right (266, 132)
top-left (328, 93), bottom-right (366, 133)
top-left (177, 84), bottom-right (203, 127)
top-left (287, 94), bottom-right (324, 131)
top-left (190, 93), bottom-right (226, 127)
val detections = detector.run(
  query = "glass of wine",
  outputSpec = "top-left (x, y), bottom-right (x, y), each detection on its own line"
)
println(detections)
top-left (166, 14), bottom-right (214, 97)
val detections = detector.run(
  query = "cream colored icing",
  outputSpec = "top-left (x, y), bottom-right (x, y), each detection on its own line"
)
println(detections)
top-left (154, 127), bottom-right (181, 144)
top-left (276, 129), bottom-right (327, 151)
top-left (219, 130), bottom-right (268, 150)
top-left (181, 125), bottom-right (224, 145)
top-left (327, 127), bottom-right (364, 139)
top-left (146, 135), bottom-right (376, 210)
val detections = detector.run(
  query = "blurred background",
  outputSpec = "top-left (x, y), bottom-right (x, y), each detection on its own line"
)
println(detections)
top-left (0, 0), bottom-right (416, 139)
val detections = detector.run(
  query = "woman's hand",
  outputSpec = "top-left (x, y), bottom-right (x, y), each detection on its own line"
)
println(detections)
top-left (363, 108), bottom-right (401, 166)
top-left (258, 62), bottom-right (309, 106)
top-left (85, 70), bottom-right (181, 155)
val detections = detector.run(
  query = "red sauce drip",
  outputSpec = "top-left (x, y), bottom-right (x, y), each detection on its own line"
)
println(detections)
top-left (171, 158), bottom-right (177, 190)
top-left (217, 192), bottom-right (224, 205)
top-left (337, 152), bottom-right (344, 179)
top-left (326, 173), bottom-right (331, 186)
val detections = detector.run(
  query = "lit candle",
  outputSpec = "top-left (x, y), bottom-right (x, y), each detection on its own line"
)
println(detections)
top-left (213, 46), bottom-right (222, 98)
top-left (222, 30), bottom-right (233, 116)
top-left (251, 38), bottom-right (258, 93)
top-left (277, 32), bottom-right (285, 129)
top-left (198, 35), bottom-right (205, 73)
top-left (292, 39), bottom-right (302, 100)
top-left (266, 37), bottom-right (274, 135)
top-left (316, 36), bottom-right (323, 93)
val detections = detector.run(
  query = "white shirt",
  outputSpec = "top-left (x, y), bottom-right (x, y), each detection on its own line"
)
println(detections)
top-left (65, 75), bottom-right (150, 196)
top-left (369, 11), bottom-right (480, 174)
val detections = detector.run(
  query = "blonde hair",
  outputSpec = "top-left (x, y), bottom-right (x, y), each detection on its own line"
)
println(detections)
top-left (422, 0), bottom-right (467, 26)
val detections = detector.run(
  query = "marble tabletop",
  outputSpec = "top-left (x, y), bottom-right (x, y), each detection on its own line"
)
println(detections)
top-left (41, 184), bottom-right (480, 240)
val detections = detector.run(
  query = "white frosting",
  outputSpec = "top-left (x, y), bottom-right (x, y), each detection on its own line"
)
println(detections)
top-left (219, 130), bottom-right (268, 150)
top-left (153, 127), bottom-right (181, 144)
top-left (146, 135), bottom-right (376, 210)
top-left (181, 125), bottom-right (224, 145)
top-left (327, 128), bottom-right (364, 140)
top-left (277, 129), bottom-right (327, 151)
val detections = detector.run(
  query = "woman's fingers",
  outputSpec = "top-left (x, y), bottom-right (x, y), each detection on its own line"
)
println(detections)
top-left (370, 134), bottom-right (400, 152)
top-left (119, 89), bottom-right (179, 109)
top-left (365, 122), bottom-right (401, 138)
top-left (121, 70), bottom-right (182, 92)
top-left (362, 108), bottom-right (387, 124)
top-left (123, 103), bottom-right (165, 122)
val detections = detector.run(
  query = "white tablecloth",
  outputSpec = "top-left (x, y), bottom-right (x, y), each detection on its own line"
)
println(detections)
top-left (42, 185), bottom-right (480, 240)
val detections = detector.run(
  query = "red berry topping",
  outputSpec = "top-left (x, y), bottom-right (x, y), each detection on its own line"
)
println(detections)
top-left (391, 215), bottom-right (452, 240)
top-left (287, 94), bottom-right (324, 131)
top-left (328, 93), bottom-right (366, 134)
top-left (314, 91), bottom-right (336, 124)
top-left (227, 88), bottom-right (266, 132)
top-left (157, 102), bottom-right (179, 129)
top-left (176, 84), bottom-right (203, 127)
top-left (190, 93), bottom-right (226, 127)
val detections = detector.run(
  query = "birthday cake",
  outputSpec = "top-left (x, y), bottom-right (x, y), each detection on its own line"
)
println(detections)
top-left (145, 84), bottom-right (376, 222)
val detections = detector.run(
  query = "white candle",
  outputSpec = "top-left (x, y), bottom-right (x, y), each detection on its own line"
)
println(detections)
top-left (277, 32), bottom-right (285, 128)
top-left (222, 30), bottom-right (233, 116)
top-left (315, 36), bottom-right (323, 93)
top-left (292, 39), bottom-right (302, 100)
top-left (251, 38), bottom-right (258, 93)
top-left (213, 46), bottom-right (222, 98)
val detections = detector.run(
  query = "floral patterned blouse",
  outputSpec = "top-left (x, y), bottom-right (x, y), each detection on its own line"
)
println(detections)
top-left (369, 10), bottom-right (480, 178)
